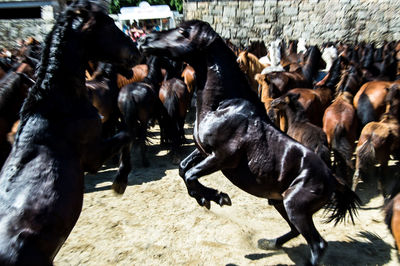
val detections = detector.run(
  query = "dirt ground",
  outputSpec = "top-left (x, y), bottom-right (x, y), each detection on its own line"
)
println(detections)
top-left (54, 117), bottom-right (400, 266)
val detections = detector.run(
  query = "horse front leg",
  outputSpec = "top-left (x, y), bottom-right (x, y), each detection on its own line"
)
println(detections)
top-left (179, 148), bottom-right (205, 178)
top-left (182, 152), bottom-right (232, 209)
top-left (112, 143), bottom-right (132, 194)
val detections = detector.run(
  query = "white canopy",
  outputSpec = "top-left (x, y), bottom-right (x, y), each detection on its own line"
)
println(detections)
top-left (119, 4), bottom-right (174, 21)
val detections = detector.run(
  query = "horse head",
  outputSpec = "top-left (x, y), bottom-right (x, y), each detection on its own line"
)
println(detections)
top-left (67, 0), bottom-right (140, 73)
top-left (138, 20), bottom-right (219, 62)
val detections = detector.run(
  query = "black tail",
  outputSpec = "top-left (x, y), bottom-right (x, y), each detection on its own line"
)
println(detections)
top-left (162, 91), bottom-right (180, 144)
top-left (384, 198), bottom-right (394, 233)
top-left (357, 93), bottom-right (376, 129)
top-left (326, 175), bottom-right (361, 225)
top-left (120, 95), bottom-right (140, 140)
top-left (332, 124), bottom-right (353, 166)
top-left (356, 137), bottom-right (375, 172)
top-left (332, 124), bottom-right (354, 183)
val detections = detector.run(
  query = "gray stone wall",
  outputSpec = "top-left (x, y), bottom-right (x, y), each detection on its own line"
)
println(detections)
top-left (0, 5), bottom-right (55, 49)
top-left (183, 0), bottom-right (400, 46)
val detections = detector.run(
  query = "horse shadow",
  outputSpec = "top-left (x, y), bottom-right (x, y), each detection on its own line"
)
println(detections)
top-left (84, 122), bottom-right (195, 193)
top-left (245, 231), bottom-right (393, 265)
top-left (354, 162), bottom-right (400, 207)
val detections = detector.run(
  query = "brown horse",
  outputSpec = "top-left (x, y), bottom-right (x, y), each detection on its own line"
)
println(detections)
top-left (270, 93), bottom-right (331, 167)
top-left (323, 90), bottom-right (358, 185)
top-left (0, 1), bottom-right (140, 264)
top-left (255, 46), bottom-right (325, 99)
top-left (353, 84), bottom-right (400, 197)
top-left (237, 51), bottom-right (268, 93)
top-left (181, 63), bottom-right (196, 96)
top-left (139, 20), bottom-right (359, 265)
top-left (116, 63), bottom-right (148, 88)
top-left (159, 77), bottom-right (190, 164)
top-left (354, 80), bottom-right (400, 129)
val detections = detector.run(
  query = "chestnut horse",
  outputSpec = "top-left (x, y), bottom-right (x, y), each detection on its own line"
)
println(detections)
top-left (159, 77), bottom-right (190, 164)
top-left (354, 80), bottom-right (400, 129)
top-left (138, 20), bottom-right (359, 265)
top-left (237, 51), bottom-right (267, 93)
top-left (0, 1), bottom-right (140, 264)
top-left (353, 84), bottom-right (400, 197)
top-left (255, 45), bottom-right (325, 99)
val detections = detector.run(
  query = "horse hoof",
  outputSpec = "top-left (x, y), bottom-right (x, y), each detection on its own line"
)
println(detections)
top-left (112, 181), bottom-right (127, 195)
top-left (198, 197), bottom-right (210, 209)
top-left (257, 238), bottom-right (278, 250)
top-left (218, 192), bottom-right (232, 206)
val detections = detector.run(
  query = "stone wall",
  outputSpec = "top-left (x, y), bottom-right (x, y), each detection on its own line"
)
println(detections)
top-left (183, 0), bottom-right (400, 47)
top-left (0, 5), bottom-right (55, 49)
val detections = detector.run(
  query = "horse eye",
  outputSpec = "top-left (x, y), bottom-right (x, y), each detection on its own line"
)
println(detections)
top-left (178, 28), bottom-right (189, 38)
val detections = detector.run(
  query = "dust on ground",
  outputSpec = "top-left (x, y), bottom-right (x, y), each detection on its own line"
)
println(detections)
top-left (55, 120), bottom-right (400, 266)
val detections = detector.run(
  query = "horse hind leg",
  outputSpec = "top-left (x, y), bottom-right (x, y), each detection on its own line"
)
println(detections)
top-left (112, 143), bottom-right (132, 194)
top-left (183, 153), bottom-right (232, 209)
top-left (284, 186), bottom-right (329, 265)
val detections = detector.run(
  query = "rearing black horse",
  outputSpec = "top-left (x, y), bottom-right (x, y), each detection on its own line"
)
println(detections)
top-left (0, 1), bottom-right (140, 264)
top-left (138, 20), bottom-right (360, 266)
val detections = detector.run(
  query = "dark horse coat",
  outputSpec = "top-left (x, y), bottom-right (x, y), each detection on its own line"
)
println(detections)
top-left (138, 20), bottom-right (359, 266)
top-left (0, 1), bottom-right (140, 264)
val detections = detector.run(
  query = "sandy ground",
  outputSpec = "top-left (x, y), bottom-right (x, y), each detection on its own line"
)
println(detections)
top-left (54, 117), bottom-right (400, 266)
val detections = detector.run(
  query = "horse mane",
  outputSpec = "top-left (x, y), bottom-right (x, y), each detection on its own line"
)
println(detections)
top-left (20, 6), bottom-right (75, 118)
top-left (335, 65), bottom-right (360, 96)
top-left (142, 56), bottom-right (164, 87)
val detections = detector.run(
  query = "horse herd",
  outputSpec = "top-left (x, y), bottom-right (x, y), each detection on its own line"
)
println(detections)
top-left (0, 1), bottom-right (398, 265)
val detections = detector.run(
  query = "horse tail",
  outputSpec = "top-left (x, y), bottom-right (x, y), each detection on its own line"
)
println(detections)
top-left (326, 174), bottom-right (361, 225)
top-left (119, 95), bottom-right (139, 140)
top-left (315, 143), bottom-right (331, 169)
top-left (356, 137), bottom-right (375, 172)
top-left (162, 91), bottom-right (180, 143)
top-left (357, 93), bottom-right (375, 129)
top-left (332, 124), bottom-right (353, 167)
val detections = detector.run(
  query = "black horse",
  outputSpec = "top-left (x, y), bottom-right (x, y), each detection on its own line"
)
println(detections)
top-left (138, 20), bottom-right (360, 265)
top-left (112, 56), bottom-right (165, 194)
top-left (0, 1), bottom-right (140, 264)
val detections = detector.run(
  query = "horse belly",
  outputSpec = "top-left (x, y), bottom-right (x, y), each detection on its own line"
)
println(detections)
top-left (222, 167), bottom-right (282, 200)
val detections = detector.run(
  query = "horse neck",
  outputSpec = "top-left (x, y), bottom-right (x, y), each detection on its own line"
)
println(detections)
top-left (280, 104), bottom-right (305, 127)
top-left (192, 38), bottom-right (261, 115)
top-left (248, 54), bottom-right (265, 74)
top-left (20, 22), bottom-right (88, 118)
